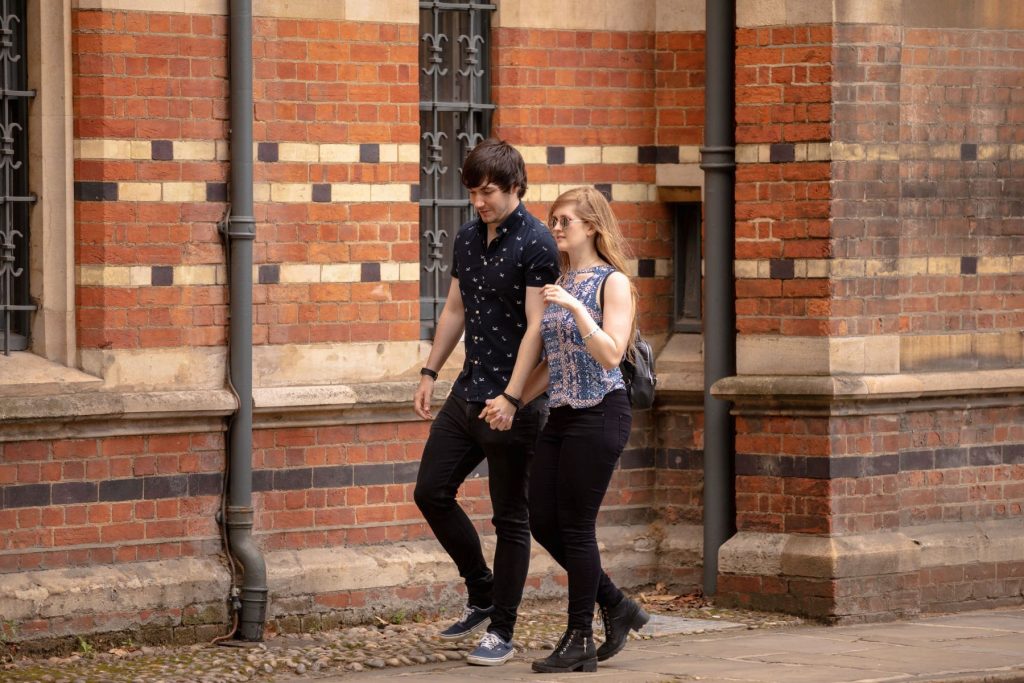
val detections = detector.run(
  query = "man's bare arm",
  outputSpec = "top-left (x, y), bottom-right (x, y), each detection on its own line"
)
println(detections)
top-left (413, 280), bottom-right (465, 420)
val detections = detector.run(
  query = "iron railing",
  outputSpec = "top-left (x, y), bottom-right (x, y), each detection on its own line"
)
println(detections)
top-left (418, 0), bottom-right (495, 339)
top-left (0, 0), bottom-right (33, 355)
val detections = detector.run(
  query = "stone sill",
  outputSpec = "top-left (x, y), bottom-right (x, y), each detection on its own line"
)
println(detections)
top-left (0, 351), bottom-right (102, 398)
top-left (713, 368), bottom-right (1024, 403)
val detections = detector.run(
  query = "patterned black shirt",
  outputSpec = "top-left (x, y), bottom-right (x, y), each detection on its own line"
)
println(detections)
top-left (450, 205), bottom-right (559, 402)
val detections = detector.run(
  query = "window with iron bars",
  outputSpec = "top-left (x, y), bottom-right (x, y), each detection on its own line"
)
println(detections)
top-left (418, 0), bottom-right (495, 340)
top-left (0, 0), bottom-right (33, 355)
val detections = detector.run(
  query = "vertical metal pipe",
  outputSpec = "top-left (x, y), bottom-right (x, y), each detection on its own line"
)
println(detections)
top-left (225, 0), bottom-right (266, 641)
top-left (699, 0), bottom-right (737, 596)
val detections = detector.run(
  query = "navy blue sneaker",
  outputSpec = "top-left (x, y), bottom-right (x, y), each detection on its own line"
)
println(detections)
top-left (466, 631), bottom-right (514, 666)
top-left (438, 604), bottom-right (494, 641)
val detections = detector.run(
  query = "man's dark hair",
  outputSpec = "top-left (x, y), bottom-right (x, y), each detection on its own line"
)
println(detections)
top-left (461, 138), bottom-right (527, 199)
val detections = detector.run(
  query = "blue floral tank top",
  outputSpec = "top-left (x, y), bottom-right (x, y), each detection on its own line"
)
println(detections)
top-left (541, 265), bottom-right (626, 408)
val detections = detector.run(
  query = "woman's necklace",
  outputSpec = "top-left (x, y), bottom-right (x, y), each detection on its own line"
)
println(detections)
top-left (566, 258), bottom-right (604, 274)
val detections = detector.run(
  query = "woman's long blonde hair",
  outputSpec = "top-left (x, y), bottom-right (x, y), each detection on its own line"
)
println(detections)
top-left (549, 186), bottom-right (639, 354)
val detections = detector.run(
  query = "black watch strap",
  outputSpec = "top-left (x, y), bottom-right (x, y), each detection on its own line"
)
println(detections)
top-left (420, 367), bottom-right (438, 380)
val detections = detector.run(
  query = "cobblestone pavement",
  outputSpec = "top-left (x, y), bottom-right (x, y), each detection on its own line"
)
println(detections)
top-left (0, 594), bottom-right (801, 683)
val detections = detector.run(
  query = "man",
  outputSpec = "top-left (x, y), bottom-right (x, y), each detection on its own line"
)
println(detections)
top-left (413, 138), bottom-right (558, 666)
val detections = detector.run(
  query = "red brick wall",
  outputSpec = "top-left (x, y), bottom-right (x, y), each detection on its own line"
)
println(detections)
top-left (734, 25), bottom-right (833, 336)
top-left (0, 435), bottom-right (223, 573)
top-left (832, 24), bottom-right (1024, 338)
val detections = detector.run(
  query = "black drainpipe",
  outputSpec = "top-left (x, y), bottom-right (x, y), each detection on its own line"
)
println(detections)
top-left (699, 0), bottom-right (737, 596)
top-left (223, 0), bottom-right (267, 641)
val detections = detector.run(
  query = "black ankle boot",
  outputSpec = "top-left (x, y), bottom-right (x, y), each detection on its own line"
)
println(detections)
top-left (597, 596), bottom-right (650, 661)
top-left (531, 628), bottom-right (598, 673)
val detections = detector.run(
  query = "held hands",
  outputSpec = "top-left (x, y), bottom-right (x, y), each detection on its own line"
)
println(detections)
top-left (479, 395), bottom-right (516, 431)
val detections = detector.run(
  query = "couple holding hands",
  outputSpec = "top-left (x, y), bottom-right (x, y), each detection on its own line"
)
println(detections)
top-left (413, 139), bottom-right (649, 673)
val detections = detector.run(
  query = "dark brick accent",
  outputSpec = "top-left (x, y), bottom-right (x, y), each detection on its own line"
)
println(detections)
top-left (258, 264), bottom-right (280, 285)
top-left (969, 446), bottom-right (1002, 466)
top-left (353, 463), bottom-right (395, 486)
top-left (900, 450), bottom-right (934, 471)
top-left (637, 146), bottom-right (658, 164)
top-left (1003, 444), bottom-right (1024, 464)
top-left (51, 482), bottom-right (98, 505)
top-left (144, 475), bottom-right (188, 499)
top-left (655, 448), bottom-right (702, 470)
top-left (960, 256), bottom-right (977, 275)
top-left (257, 142), bottom-right (278, 162)
top-left (637, 259), bottom-right (656, 278)
top-left (99, 478), bottom-right (144, 502)
top-left (770, 259), bottom-right (795, 280)
top-left (735, 446), bottom-right (1023, 479)
top-left (151, 140), bottom-right (174, 160)
top-left (252, 470), bottom-right (273, 492)
top-left (151, 266), bottom-right (174, 286)
top-left (410, 184), bottom-right (421, 202)
top-left (275, 468), bottom-right (313, 490)
top-left (361, 263), bottom-right (381, 282)
top-left (394, 461), bottom-right (420, 484)
top-left (640, 146), bottom-right (680, 164)
top-left (74, 182), bottom-right (118, 201)
top-left (960, 143), bottom-right (977, 161)
top-left (313, 465), bottom-right (354, 488)
top-left (5, 484), bottom-right (50, 508)
top-left (769, 143), bottom-right (796, 163)
top-left (206, 182), bottom-right (228, 202)
top-left (189, 473), bottom-right (223, 497)
top-left (359, 143), bottom-right (379, 163)
top-left (594, 183), bottom-right (612, 201)
top-left (312, 183), bottom-right (332, 202)
top-left (863, 454), bottom-right (899, 476)
top-left (620, 448), bottom-right (655, 470)
top-left (934, 447), bottom-right (965, 469)
top-left (546, 146), bottom-right (565, 165)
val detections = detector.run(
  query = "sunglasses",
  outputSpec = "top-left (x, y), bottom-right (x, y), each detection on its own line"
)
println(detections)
top-left (548, 216), bottom-right (584, 230)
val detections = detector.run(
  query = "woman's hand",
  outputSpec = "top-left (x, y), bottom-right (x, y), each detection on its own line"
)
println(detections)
top-left (480, 395), bottom-right (516, 431)
top-left (541, 284), bottom-right (581, 312)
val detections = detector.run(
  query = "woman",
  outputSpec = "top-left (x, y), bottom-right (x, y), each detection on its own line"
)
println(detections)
top-left (482, 186), bottom-right (649, 673)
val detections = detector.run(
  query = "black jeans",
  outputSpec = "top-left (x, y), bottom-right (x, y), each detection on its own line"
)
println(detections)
top-left (414, 393), bottom-right (544, 642)
top-left (529, 390), bottom-right (631, 632)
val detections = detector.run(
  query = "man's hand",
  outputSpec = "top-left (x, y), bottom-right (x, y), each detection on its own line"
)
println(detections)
top-left (413, 376), bottom-right (435, 420)
top-left (480, 395), bottom-right (516, 431)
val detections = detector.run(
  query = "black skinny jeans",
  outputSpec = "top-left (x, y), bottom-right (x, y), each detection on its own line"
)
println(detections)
top-left (529, 389), bottom-right (631, 632)
top-left (414, 393), bottom-right (544, 642)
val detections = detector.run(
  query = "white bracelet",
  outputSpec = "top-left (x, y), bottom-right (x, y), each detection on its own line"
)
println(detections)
top-left (581, 327), bottom-right (599, 341)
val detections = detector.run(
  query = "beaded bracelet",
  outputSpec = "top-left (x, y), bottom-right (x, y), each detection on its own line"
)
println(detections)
top-left (581, 327), bottom-right (599, 341)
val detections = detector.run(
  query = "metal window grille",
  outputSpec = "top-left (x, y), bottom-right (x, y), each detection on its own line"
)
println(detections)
top-left (418, 1), bottom-right (495, 339)
top-left (0, 0), bottom-right (33, 355)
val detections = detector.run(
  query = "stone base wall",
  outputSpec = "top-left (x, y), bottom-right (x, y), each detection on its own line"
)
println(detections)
top-left (716, 519), bottom-right (1024, 623)
top-left (0, 524), bottom-right (699, 648)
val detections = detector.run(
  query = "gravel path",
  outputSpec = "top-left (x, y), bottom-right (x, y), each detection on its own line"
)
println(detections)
top-left (0, 594), bottom-right (801, 682)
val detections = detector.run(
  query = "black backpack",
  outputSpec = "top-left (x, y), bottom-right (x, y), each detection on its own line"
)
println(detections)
top-left (599, 272), bottom-right (657, 409)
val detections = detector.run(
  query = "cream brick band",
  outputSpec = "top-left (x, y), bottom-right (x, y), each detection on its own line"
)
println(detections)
top-left (734, 256), bottom-right (1024, 279)
top-left (72, 0), bottom-right (419, 23)
top-left (76, 263), bottom-right (419, 287)
top-left (74, 140), bottom-right (418, 164)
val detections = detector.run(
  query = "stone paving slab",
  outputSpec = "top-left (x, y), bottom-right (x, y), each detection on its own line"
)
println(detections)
top-left (636, 613), bottom-right (744, 636)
